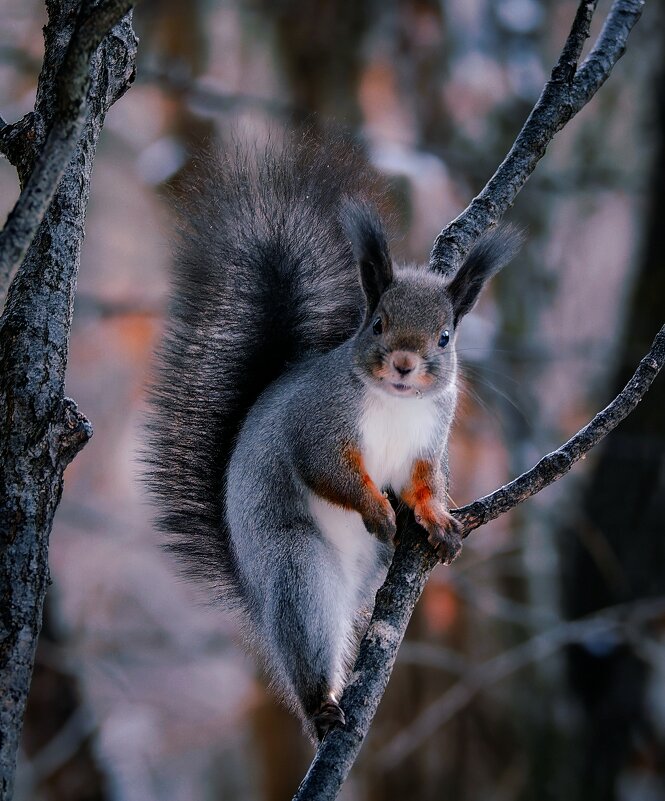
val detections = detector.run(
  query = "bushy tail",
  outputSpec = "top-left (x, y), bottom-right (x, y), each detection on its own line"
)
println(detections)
top-left (144, 140), bottom-right (373, 604)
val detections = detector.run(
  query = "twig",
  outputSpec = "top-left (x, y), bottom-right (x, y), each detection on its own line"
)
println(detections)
top-left (397, 641), bottom-right (468, 675)
top-left (378, 597), bottom-right (665, 766)
top-left (24, 707), bottom-right (97, 782)
top-left (292, 323), bottom-right (663, 800)
top-left (0, 0), bottom-right (134, 298)
top-left (429, 0), bottom-right (644, 276)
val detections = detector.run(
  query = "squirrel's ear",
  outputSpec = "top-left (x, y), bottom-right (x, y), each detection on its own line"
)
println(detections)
top-left (446, 225), bottom-right (522, 325)
top-left (341, 198), bottom-right (393, 318)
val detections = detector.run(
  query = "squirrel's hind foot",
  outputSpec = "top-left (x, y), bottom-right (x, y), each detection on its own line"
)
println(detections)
top-left (313, 698), bottom-right (346, 741)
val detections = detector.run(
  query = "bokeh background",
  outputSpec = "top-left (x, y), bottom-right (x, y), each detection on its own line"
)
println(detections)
top-left (1, 1), bottom-right (664, 799)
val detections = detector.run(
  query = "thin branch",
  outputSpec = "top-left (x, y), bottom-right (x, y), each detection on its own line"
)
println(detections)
top-left (454, 324), bottom-right (665, 534)
top-left (572, 0), bottom-right (645, 101)
top-left (293, 524), bottom-right (438, 801)
top-left (293, 321), bottom-right (663, 800)
top-left (429, 0), bottom-right (645, 276)
top-left (378, 597), bottom-right (665, 766)
top-left (24, 707), bottom-right (97, 782)
top-left (554, 0), bottom-right (599, 80)
top-left (398, 641), bottom-right (468, 675)
top-left (0, 0), bottom-right (134, 299)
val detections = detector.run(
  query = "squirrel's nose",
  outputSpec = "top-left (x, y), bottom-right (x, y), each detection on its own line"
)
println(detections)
top-left (391, 351), bottom-right (418, 376)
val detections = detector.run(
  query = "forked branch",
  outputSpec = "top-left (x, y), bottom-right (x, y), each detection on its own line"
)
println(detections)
top-left (429, 0), bottom-right (644, 276)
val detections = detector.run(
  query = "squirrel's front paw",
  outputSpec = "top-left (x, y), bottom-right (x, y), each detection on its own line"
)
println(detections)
top-left (416, 509), bottom-right (463, 565)
top-left (362, 502), bottom-right (397, 544)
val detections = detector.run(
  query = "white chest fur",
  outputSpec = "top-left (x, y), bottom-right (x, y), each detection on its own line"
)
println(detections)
top-left (359, 389), bottom-right (442, 494)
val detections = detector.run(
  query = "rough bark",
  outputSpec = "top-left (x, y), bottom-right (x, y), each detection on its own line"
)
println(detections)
top-left (0, 2), bottom-right (137, 798)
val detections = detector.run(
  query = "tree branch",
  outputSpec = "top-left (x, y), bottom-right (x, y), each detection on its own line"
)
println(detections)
top-left (293, 322), bottom-right (663, 800)
top-left (428, 0), bottom-right (644, 276)
top-left (0, 0), bottom-right (135, 300)
top-left (454, 324), bottom-right (665, 534)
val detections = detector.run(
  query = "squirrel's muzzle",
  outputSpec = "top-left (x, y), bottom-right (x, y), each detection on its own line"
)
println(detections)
top-left (390, 351), bottom-right (419, 377)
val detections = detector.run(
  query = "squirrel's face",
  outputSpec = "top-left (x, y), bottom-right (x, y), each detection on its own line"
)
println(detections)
top-left (353, 269), bottom-right (457, 400)
top-left (344, 199), bottom-right (519, 398)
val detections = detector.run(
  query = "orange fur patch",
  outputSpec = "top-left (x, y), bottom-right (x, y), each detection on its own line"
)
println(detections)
top-left (309, 445), bottom-right (390, 518)
top-left (345, 446), bottom-right (391, 512)
top-left (402, 459), bottom-right (448, 527)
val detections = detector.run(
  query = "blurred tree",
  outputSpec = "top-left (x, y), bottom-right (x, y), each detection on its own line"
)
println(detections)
top-left (133, 0), bottom-right (217, 185)
top-left (255, 0), bottom-right (372, 130)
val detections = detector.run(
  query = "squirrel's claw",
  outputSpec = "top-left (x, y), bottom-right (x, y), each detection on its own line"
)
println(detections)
top-left (362, 504), bottom-right (397, 544)
top-left (314, 699), bottom-right (346, 741)
top-left (424, 513), bottom-right (463, 565)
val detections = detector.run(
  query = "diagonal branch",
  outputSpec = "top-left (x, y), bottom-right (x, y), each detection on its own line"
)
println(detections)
top-left (0, 0), bottom-right (135, 300)
top-left (454, 324), bottom-right (665, 534)
top-left (428, 0), bottom-right (644, 276)
top-left (293, 323), bottom-right (664, 801)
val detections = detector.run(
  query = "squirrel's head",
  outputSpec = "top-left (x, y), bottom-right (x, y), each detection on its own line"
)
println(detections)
top-left (342, 199), bottom-right (521, 400)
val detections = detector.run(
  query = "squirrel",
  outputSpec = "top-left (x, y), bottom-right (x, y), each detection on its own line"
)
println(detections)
top-left (145, 139), bottom-right (520, 741)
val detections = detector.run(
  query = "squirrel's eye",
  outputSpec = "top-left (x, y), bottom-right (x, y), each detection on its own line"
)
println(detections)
top-left (372, 317), bottom-right (383, 336)
top-left (438, 329), bottom-right (450, 348)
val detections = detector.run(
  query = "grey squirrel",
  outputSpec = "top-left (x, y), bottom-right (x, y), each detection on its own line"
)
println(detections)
top-left (146, 140), bottom-right (520, 741)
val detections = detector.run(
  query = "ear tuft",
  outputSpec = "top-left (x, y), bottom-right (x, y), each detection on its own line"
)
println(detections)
top-left (447, 225), bottom-right (523, 325)
top-left (340, 198), bottom-right (393, 319)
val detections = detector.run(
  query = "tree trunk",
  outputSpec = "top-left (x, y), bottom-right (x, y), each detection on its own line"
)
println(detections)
top-left (0, 3), bottom-right (137, 797)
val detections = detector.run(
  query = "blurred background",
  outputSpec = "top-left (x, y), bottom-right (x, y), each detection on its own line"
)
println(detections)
top-left (1, 0), bottom-right (664, 799)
